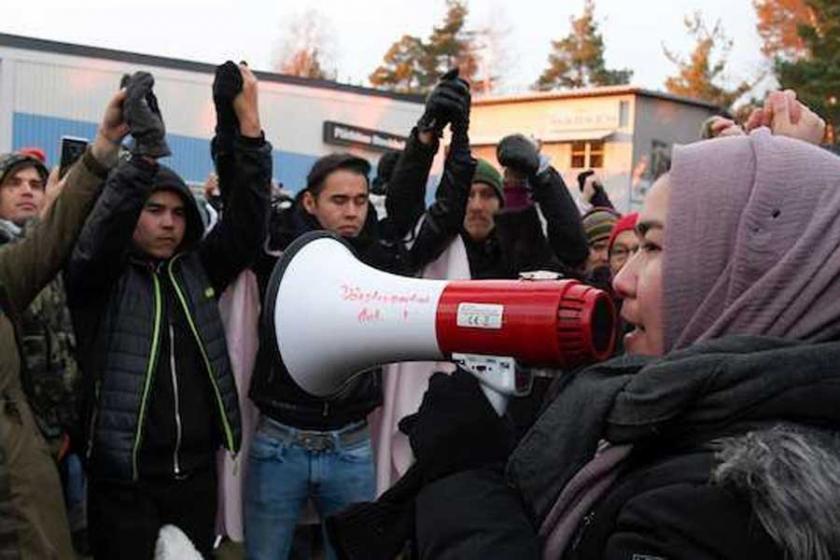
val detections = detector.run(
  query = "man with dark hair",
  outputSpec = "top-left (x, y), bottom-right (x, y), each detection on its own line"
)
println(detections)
top-left (0, 153), bottom-right (49, 238)
top-left (0, 88), bottom-right (125, 560)
top-left (246, 70), bottom-right (474, 560)
top-left (246, 150), bottom-right (387, 560)
top-left (66, 64), bottom-right (271, 559)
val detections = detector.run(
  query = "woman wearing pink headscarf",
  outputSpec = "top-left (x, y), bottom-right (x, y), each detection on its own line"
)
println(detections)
top-left (405, 96), bottom-right (840, 559)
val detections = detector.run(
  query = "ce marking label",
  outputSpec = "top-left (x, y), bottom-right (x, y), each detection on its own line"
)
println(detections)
top-left (456, 303), bottom-right (504, 330)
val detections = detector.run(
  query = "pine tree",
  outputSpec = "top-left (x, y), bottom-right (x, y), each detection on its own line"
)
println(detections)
top-left (663, 13), bottom-right (758, 109)
top-left (369, 0), bottom-right (479, 94)
top-left (777, 0), bottom-right (840, 141)
top-left (368, 35), bottom-right (431, 93)
top-left (534, 0), bottom-right (632, 91)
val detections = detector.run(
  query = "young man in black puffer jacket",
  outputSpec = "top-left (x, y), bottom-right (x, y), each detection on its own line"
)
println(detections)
top-left (245, 70), bottom-right (475, 560)
top-left (66, 64), bottom-right (271, 559)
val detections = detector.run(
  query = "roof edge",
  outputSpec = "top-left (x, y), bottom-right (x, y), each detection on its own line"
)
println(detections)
top-left (473, 85), bottom-right (721, 111)
top-left (0, 32), bottom-right (425, 104)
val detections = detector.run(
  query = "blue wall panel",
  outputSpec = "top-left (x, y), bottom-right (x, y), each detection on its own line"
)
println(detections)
top-left (12, 112), bottom-right (437, 203)
top-left (12, 112), bottom-right (319, 192)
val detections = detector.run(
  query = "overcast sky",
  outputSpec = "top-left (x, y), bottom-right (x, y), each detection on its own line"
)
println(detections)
top-left (2, 0), bottom-right (772, 95)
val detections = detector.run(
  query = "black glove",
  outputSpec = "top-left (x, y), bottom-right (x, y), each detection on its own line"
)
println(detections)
top-left (417, 69), bottom-right (471, 138)
top-left (398, 368), bottom-right (515, 483)
top-left (325, 463), bottom-right (424, 560)
top-left (497, 133), bottom-right (540, 178)
top-left (123, 72), bottom-right (170, 158)
top-left (213, 60), bottom-right (242, 139)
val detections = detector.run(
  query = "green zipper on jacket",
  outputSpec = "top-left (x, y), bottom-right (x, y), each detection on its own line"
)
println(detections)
top-left (166, 257), bottom-right (237, 454)
top-left (131, 268), bottom-right (163, 480)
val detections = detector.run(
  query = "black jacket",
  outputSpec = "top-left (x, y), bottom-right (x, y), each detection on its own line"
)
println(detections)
top-left (67, 135), bottom-right (271, 481)
top-left (249, 129), bottom-right (475, 430)
top-left (387, 134), bottom-right (587, 279)
top-left (466, 167), bottom-right (588, 280)
top-left (415, 336), bottom-right (840, 559)
top-left (386, 128), bottom-right (477, 272)
top-left (250, 201), bottom-right (391, 430)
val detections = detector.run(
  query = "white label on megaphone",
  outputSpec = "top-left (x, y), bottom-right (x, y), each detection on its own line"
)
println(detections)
top-left (456, 303), bottom-right (504, 330)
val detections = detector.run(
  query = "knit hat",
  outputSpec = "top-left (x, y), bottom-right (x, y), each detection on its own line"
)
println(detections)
top-left (0, 152), bottom-right (48, 186)
top-left (472, 159), bottom-right (504, 204)
top-left (581, 207), bottom-right (620, 246)
top-left (607, 212), bottom-right (639, 254)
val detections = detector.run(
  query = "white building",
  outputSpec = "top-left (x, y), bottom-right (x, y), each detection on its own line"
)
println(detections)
top-left (0, 33), bottom-right (720, 210)
top-left (0, 33), bottom-right (424, 192)
top-left (471, 87), bottom-right (719, 212)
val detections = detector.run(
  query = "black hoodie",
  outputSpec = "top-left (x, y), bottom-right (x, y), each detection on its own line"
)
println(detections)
top-left (67, 135), bottom-right (271, 481)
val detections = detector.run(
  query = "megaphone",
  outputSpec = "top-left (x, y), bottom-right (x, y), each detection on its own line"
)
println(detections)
top-left (265, 231), bottom-right (616, 412)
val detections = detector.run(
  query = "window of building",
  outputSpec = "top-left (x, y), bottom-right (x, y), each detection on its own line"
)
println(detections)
top-left (571, 141), bottom-right (587, 168)
top-left (570, 140), bottom-right (604, 169)
top-left (619, 100), bottom-right (630, 128)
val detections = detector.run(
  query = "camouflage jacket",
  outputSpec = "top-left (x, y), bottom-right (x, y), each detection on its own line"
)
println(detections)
top-left (0, 219), bottom-right (78, 445)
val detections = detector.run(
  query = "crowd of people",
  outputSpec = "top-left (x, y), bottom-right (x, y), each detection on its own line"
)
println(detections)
top-left (0, 57), bottom-right (838, 560)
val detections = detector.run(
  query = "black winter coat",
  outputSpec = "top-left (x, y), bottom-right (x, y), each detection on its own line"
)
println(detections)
top-left (249, 128), bottom-right (476, 430)
top-left (250, 200), bottom-right (392, 430)
top-left (67, 135), bottom-right (271, 481)
top-left (415, 336), bottom-right (840, 559)
top-left (386, 132), bottom-right (587, 280)
top-left (386, 127), bottom-right (477, 273)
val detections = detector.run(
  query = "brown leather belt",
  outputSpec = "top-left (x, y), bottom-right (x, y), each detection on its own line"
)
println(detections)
top-left (257, 416), bottom-right (369, 452)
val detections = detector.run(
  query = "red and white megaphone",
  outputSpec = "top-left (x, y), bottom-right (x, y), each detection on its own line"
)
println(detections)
top-left (265, 231), bottom-right (616, 413)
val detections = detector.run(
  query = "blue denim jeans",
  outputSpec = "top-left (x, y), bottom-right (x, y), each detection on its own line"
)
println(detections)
top-left (244, 416), bottom-right (376, 560)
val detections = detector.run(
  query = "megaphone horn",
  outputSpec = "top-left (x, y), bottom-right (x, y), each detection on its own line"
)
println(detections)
top-left (266, 231), bottom-right (616, 398)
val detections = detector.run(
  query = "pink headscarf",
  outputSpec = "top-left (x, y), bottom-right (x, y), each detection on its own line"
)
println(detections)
top-left (664, 128), bottom-right (840, 351)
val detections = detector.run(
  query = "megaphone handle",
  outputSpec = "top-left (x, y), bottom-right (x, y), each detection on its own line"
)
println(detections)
top-left (480, 384), bottom-right (509, 416)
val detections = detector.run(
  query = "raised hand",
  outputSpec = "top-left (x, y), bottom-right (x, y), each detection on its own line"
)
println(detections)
top-left (497, 134), bottom-right (541, 178)
top-left (123, 72), bottom-right (171, 158)
top-left (91, 88), bottom-right (130, 166)
top-left (213, 60), bottom-right (243, 138)
top-left (233, 62), bottom-right (261, 138)
top-left (417, 68), bottom-right (471, 138)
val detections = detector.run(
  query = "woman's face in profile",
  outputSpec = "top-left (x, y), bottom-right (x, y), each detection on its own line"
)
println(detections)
top-left (613, 176), bottom-right (669, 356)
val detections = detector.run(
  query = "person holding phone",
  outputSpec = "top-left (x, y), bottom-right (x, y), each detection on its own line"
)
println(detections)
top-left (0, 87), bottom-right (126, 559)
top-left (59, 137), bottom-right (89, 179)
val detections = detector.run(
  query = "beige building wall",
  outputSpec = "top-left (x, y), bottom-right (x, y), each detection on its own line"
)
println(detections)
top-left (470, 89), bottom-right (718, 212)
top-left (471, 93), bottom-right (635, 211)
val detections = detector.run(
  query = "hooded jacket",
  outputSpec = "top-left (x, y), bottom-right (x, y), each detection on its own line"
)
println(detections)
top-left (415, 336), bottom-right (840, 559)
top-left (67, 136), bottom-right (271, 481)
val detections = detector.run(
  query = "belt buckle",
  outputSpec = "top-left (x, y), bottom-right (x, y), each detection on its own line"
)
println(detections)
top-left (297, 431), bottom-right (333, 452)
